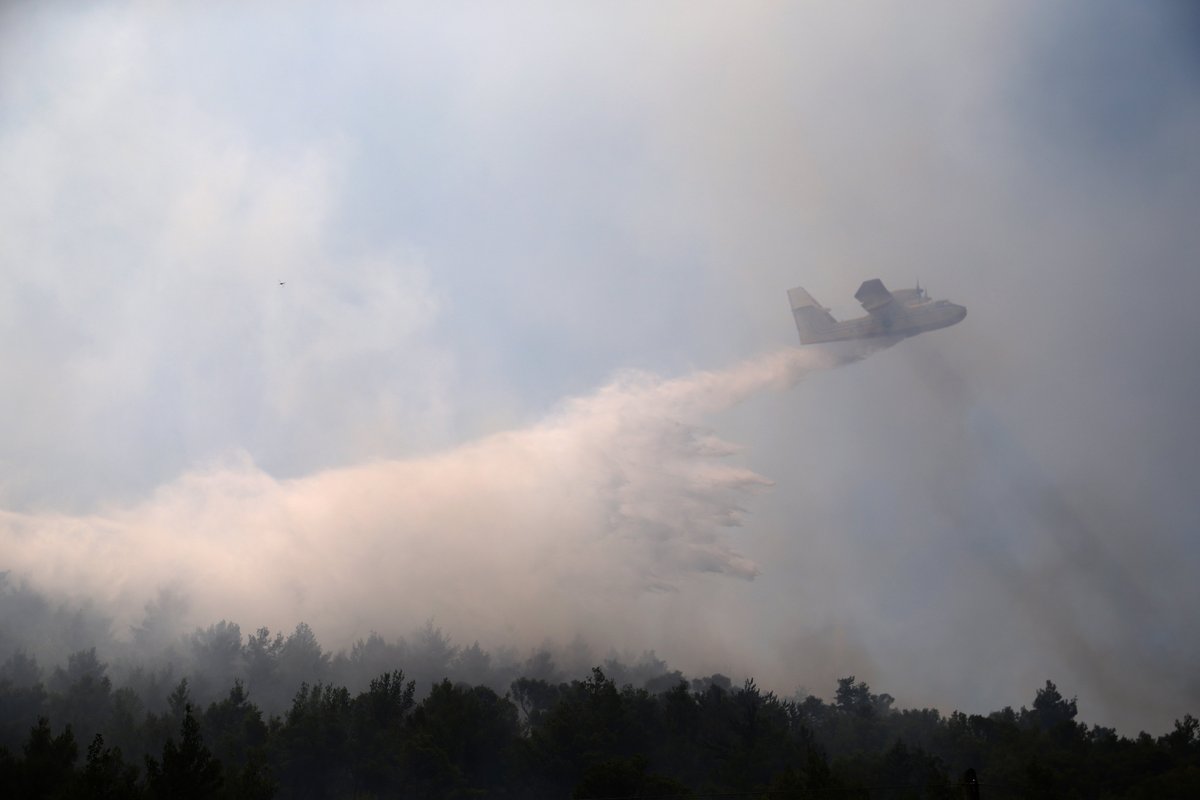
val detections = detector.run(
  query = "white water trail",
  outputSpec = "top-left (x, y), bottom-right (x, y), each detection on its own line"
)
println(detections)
top-left (0, 345), bottom-right (866, 654)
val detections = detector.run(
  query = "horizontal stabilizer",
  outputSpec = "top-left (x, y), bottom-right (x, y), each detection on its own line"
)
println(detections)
top-left (854, 278), bottom-right (894, 313)
top-left (787, 286), bottom-right (837, 344)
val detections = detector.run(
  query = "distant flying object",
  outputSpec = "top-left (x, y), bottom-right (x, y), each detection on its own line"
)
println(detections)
top-left (788, 279), bottom-right (966, 345)
top-left (279, 281), bottom-right (286, 286)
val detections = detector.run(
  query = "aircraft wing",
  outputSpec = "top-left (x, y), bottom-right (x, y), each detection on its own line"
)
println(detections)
top-left (854, 279), bottom-right (894, 314)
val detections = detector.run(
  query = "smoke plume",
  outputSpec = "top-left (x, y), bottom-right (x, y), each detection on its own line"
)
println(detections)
top-left (0, 346), bottom-right (853, 665)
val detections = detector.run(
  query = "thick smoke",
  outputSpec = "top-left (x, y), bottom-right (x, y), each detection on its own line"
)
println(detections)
top-left (0, 346), bottom-right (852, 667)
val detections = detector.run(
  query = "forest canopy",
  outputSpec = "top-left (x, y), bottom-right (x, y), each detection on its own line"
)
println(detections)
top-left (1, 601), bottom-right (1198, 798)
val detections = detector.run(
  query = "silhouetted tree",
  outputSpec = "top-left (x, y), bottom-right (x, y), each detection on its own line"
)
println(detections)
top-left (145, 705), bottom-right (222, 800)
top-left (835, 675), bottom-right (893, 719)
top-left (0, 652), bottom-right (47, 751)
top-left (49, 648), bottom-right (113, 742)
top-left (187, 621), bottom-right (244, 704)
top-left (201, 680), bottom-right (269, 791)
top-left (274, 683), bottom-right (351, 798)
top-left (405, 680), bottom-right (520, 793)
top-left (82, 733), bottom-right (141, 799)
top-left (1029, 680), bottom-right (1077, 732)
top-left (20, 718), bottom-right (79, 798)
top-left (243, 627), bottom-right (284, 711)
top-left (348, 670), bottom-right (414, 795)
top-left (276, 624), bottom-right (329, 704)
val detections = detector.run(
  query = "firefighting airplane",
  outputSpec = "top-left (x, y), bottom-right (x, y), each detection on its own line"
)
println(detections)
top-left (788, 279), bottom-right (966, 345)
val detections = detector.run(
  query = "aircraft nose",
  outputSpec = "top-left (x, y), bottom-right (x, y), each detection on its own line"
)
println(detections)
top-left (956, 305), bottom-right (967, 322)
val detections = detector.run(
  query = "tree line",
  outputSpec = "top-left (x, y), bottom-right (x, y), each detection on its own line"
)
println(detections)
top-left (1, 626), bottom-right (1198, 798)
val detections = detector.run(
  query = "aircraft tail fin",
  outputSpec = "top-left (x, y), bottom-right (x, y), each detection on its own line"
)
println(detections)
top-left (788, 286), bottom-right (837, 344)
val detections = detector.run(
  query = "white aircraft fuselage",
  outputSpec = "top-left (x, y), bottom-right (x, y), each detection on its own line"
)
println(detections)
top-left (788, 279), bottom-right (966, 345)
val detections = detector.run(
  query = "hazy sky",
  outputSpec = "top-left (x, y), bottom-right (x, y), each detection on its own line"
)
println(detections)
top-left (2, 1), bottom-right (1199, 733)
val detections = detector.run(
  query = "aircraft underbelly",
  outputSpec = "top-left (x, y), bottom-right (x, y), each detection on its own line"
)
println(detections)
top-left (814, 308), bottom-right (962, 343)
